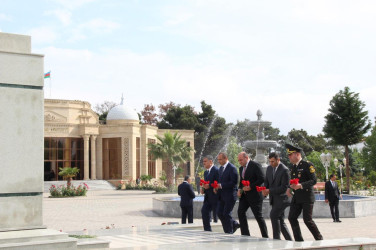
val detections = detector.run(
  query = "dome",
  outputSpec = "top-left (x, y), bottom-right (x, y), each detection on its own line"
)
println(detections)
top-left (107, 96), bottom-right (139, 121)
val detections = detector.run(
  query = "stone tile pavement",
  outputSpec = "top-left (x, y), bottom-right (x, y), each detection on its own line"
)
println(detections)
top-left (43, 189), bottom-right (376, 241)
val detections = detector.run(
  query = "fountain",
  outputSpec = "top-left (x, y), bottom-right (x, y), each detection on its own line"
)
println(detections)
top-left (243, 110), bottom-right (277, 172)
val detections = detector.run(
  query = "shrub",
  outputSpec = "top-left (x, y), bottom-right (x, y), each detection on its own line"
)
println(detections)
top-left (49, 183), bottom-right (88, 197)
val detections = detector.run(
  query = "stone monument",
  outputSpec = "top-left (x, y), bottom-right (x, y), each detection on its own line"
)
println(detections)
top-left (0, 32), bottom-right (77, 249)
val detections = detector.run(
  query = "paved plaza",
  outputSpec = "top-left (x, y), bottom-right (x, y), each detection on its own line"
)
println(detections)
top-left (42, 188), bottom-right (376, 249)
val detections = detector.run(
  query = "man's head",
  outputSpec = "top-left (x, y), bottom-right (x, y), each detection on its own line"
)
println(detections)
top-left (237, 152), bottom-right (249, 167)
top-left (203, 155), bottom-right (214, 169)
top-left (184, 175), bottom-right (191, 183)
top-left (217, 152), bottom-right (228, 166)
top-left (268, 152), bottom-right (280, 168)
top-left (286, 143), bottom-right (302, 164)
top-left (330, 174), bottom-right (336, 181)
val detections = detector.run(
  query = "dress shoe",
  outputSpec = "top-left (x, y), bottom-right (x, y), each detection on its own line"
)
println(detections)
top-left (336, 220), bottom-right (342, 222)
top-left (233, 223), bottom-right (240, 233)
top-left (333, 219), bottom-right (336, 222)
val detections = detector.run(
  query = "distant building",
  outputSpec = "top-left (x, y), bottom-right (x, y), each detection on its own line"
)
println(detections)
top-left (44, 98), bottom-right (194, 182)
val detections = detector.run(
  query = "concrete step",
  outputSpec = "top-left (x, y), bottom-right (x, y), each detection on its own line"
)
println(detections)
top-left (0, 229), bottom-right (77, 250)
top-left (44, 180), bottom-right (116, 193)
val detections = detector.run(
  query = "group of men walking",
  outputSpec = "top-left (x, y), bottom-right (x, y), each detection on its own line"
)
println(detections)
top-left (193, 143), bottom-right (324, 241)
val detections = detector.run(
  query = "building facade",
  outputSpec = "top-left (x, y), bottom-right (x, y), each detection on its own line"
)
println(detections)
top-left (44, 98), bottom-right (194, 182)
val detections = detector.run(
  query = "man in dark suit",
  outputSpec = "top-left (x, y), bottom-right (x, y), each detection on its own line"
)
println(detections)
top-left (201, 155), bottom-right (219, 231)
top-left (178, 175), bottom-right (196, 224)
top-left (214, 152), bottom-right (240, 234)
top-left (237, 152), bottom-right (268, 238)
top-left (325, 174), bottom-right (342, 222)
top-left (262, 152), bottom-right (292, 240)
top-left (286, 143), bottom-right (323, 241)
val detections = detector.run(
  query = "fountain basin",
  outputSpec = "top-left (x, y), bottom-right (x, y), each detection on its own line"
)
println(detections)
top-left (153, 195), bottom-right (376, 219)
top-left (244, 140), bottom-right (278, 149)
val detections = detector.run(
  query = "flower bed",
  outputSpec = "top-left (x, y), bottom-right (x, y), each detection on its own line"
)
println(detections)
top-left (49, 183), bottom-right (89, 197)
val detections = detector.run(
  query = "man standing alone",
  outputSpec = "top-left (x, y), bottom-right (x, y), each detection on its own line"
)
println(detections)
top-left (178, 175), bottom-right (196, 224)
top-left (214, 152), bottom-right (240, 234)
top-left (237, 152), bottom-right (268, 238)
top-left (325, 174), bottom-right (342, 222)
top-left (286, 143), bottom-right (323, 241)
top-left (262, 152), bottom-right (292, 240)
top-left (201, 155), bottom-right (219, 231)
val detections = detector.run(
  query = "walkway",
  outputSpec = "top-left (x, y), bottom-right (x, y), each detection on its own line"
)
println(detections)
top-left (43, 189), bottom-right (376, 248)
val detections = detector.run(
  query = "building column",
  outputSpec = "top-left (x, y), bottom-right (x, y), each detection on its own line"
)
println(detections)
top-left (91, 135), bottom-right (97, 180)
top-left (83, 135), bottom-right (90, 180)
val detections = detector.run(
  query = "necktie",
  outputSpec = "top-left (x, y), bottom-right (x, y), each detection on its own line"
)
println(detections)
top-left (273, 167), bottom-right (276, 179)
top-left (219, 166), bottom-right (224, 179)
top-left (242, 166), bottom-right (247, 179)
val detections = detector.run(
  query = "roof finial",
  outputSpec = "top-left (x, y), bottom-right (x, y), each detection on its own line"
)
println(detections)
top-left (121, 93), bottom-right (124, 105)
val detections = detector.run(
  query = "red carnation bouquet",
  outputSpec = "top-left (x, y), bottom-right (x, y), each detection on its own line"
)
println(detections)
top-left (241, 180), bottom-right (250, 187)
top-left (290, 178), bottom-right (299, 185)
top-left (200, 179), bottom-right (209, 192)
top-left (256, 186), bottom-right (266, 192)
top-left (200, 179), bottom-right (210, 186)
top-left (211, 180), bottom-right (218, 189)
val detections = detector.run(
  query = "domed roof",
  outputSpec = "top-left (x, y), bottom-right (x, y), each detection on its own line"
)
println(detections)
top-left (107, 96), bottom-right (139, 121)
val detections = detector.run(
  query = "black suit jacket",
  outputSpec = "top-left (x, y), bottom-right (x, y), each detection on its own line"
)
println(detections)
top-left (325, 180), bottom-right (340, 202)
top-left (264, 163), bottom-right (290, 206)
top-left (204, 166), bottom-right (219, 203)
top-left (218, 162), bottom-right (238, 202)
top-left (239, 160), bottom-right (265, 203)
top-left (178, 181), bottom-right (196, 207)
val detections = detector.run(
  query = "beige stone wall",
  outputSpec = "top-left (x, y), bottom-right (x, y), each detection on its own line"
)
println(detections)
top-left (43, 99), bottom-right (194, 182)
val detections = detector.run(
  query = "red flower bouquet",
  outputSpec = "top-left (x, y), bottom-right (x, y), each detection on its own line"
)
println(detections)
top-left (290, 178), bottom-right (299, 185)
top-left (211, 180), bottom-right (218, 189)
top-left (241, 180), bottom-right (250, 187)
top-left (256, 186), bottom-right (266, 192)
top-left (200, 179), bottom-right (209, 186)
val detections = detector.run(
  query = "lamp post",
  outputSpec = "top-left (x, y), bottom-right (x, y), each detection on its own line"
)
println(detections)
top-left (334, 158), bottom-right (344, 194)
top-left (320, 152), bottom-right (332, 181)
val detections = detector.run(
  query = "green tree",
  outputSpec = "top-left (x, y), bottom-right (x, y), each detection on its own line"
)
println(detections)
top-left (148, 132), bottom-right (193, 186)
top-left (323, 86), bottom-right (372, 192)
top-left (287, 129), bottom-right (327, 156)
top-left (362, 122), bottom-right (376, 173)
top-left (226, 136), bottom-right (243, 167)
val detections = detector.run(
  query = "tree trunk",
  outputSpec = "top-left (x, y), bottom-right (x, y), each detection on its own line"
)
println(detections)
top-left (67, 177), bottom-right (73, 187)
top-left (167, 161), bottom-right (173, 187)
top-left (345, 145), bottom-right (350, 193)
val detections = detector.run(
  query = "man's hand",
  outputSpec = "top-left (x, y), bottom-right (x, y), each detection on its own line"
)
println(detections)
top-left (325, 199), bottom-right (329, 204)
top-left (237, 189), bottom-right (242, 198)
top-left (200, 188), bottom-right (204, 194)
top-left (204, 183), bottom-right (210, 190)
top-left (217, 183), bottom-right (222, 189)
top-left (291, 183), bottom-right (302, 190)
top-left (286, 188), bottom-right (292, 197)
top-left (262, 189), bottom-right (269, 197)
top-left (243, 186), bottom-right (251, 192)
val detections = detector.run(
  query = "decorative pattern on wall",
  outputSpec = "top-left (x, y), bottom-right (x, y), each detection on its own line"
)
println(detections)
top-left (122, 137), bottom-right (130, 176)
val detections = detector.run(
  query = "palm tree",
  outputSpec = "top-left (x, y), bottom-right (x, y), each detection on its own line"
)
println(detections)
top-left (58, 167), bottom-right (80, 187)
top-left (148, 132), bottom-right (193, 186)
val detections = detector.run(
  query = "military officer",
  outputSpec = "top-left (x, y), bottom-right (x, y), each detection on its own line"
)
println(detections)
top-left (286, 143), bottom-right (323, 241)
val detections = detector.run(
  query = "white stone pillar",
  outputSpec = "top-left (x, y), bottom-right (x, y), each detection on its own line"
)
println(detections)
top-left (83, 135), bottom-right (90, 180)
top-left (90, 135), bottom-right (97, 180)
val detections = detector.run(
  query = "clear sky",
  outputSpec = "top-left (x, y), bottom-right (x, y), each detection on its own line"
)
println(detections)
top-left (1, 0), bottom-right (375, 135)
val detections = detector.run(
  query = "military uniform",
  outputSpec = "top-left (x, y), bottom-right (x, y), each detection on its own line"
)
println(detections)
top-left (286, 143), bottom-right (323, 241)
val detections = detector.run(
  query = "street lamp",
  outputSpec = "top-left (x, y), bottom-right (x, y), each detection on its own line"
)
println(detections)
top-left (320, 152), bottom-right (332, 181)
top-left (334, 158), bottom-right (344, 194)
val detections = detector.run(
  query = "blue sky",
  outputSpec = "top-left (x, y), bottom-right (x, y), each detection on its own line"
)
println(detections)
top-left (1, 0), bottom-right (375, 135)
